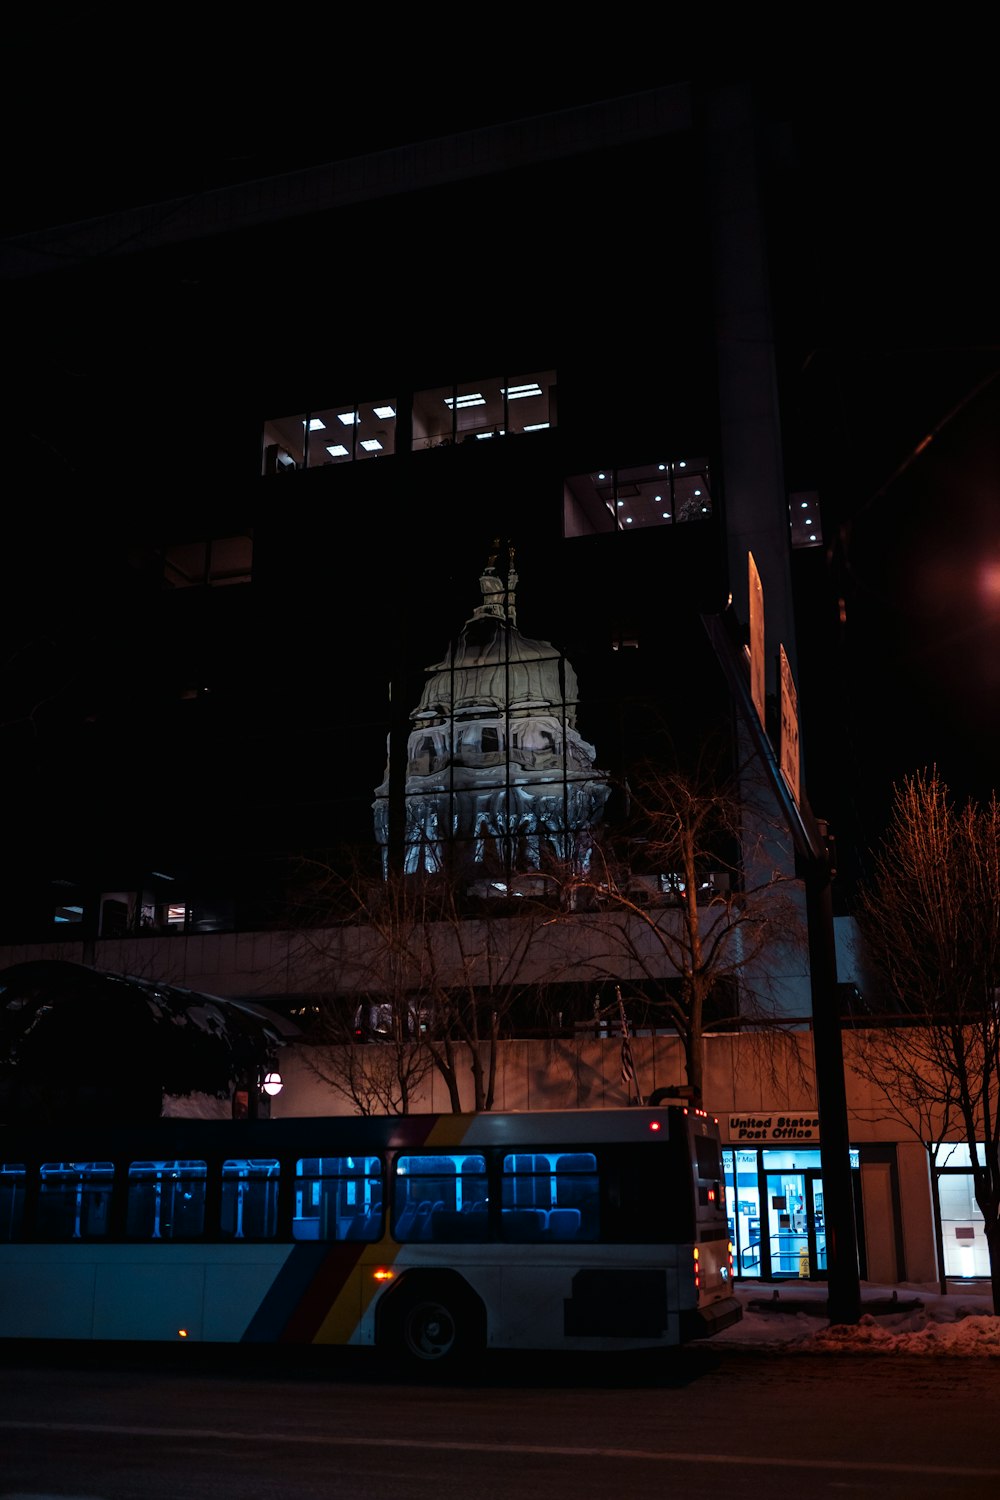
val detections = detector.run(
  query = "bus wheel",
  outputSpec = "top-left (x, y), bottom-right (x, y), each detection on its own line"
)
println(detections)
top-left (386, 1279), bottom-right (483, 1374)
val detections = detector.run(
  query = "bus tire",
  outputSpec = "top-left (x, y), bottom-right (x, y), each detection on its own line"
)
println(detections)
top-left (381, 1275), bottom-right (484, 1374)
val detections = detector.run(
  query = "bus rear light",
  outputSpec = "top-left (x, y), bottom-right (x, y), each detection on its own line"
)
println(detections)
top-left (648, 1121), bottom-right (661, 1132)
top-left (177, 1329), bottom-right (189, 1338)
top-left (373, 1267), bottom-right (394, 1282)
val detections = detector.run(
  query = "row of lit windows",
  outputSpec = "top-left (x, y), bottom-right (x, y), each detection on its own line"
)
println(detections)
top-left (1, 1148), bottom-right (691, 1245)
top-left (0, 1152), bottom-right (596, 1244)
top-left (261, 370), bottom-right (555, 472)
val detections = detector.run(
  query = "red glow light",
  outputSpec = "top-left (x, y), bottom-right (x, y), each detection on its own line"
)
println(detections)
top-left (649, 1120), bottom-right (661, 1131)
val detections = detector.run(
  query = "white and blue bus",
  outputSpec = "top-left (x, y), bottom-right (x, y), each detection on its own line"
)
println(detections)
top-left (0, 1105), bottom-right (740, 1368)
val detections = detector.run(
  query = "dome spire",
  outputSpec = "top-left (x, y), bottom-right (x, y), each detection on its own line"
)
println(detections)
top-left (474, 538), bottom-right (517, 625)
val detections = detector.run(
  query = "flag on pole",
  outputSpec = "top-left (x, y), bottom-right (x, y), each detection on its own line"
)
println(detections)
top-left (616, 986), bottom-right (638, 1102)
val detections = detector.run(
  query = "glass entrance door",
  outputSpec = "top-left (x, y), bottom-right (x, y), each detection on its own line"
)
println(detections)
top-left (805, 1171), bottom-right (827, 1275)
top-left (765, 1167), bottom-right (827, 1278)
top-left (765, 1169), bottom-right (808, 1276)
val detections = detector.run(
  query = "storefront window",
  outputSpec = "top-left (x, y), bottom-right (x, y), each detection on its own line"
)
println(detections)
top-left (724, 1146), bottom-right (860, 1280)
top-left (935, 1144), bottom-right (990, 1279)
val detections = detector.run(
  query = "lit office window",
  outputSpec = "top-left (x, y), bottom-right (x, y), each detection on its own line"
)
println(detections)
top-left (788, 491), bottom-right (824, 549)
top-left (263, 399), bottom-right (397, 470)
top-left (564, 460), bottom-right (712, 538)
top-left (412, 370), bottom-right (557, 451)
top-left (503, 370), bottom-right (555, 434)
top-left (357, 398), bottom-right (396, 461)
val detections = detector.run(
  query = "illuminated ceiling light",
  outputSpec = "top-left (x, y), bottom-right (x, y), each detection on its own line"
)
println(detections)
top-left (694, 489), bottom-right (702, 496)
top-left (654, 494), bottom-right (662, 502)
top-left (809, 534), bottom-right (817, 541)
top-left (662, 512), bottom-right (671, 519)
top-left (326, 444), bottom-right (350, 457)
top-left (501, 383), bottom-right (543, 399)
top-left (800, 500), bottom-right (809, 508)
top-left (597, 471), bottom-right (607, 480)
top-left (445, 394), bottom-right (486, 408)
top-left (337, 411), bottom-right (359, 426)
top-left (701, 505), bottom-right (709, 513)
top-left (360, 439), bottom-right (383, 452)
top-left (616, 500), bottom-right (624, 507)
top-left (625, 516), bottom-right (633, 523)
top-left (658, 463), bottom-right (666, 471)
top-left (475, 429), bottom-right (505, 439)
top-left (304, 418), bottom-right (325, 430)
top-left (372, 405), bottom-right (395, 419)
top-left (522, 422), bottom-right (549, 431)
top-left (678, 461), bottom-right (687, 468)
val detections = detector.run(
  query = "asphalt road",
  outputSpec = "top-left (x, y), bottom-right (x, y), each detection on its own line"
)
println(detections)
top-left (1, 1344), bottom-right (997, 1499)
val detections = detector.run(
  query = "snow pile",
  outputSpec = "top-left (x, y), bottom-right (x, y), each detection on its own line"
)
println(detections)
top-left (805, 1310), bottom-right (1000, 1357)
top-left (714, 1281), bottom-right (1000, 1356)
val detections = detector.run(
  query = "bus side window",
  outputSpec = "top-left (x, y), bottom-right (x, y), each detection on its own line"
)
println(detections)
top-left (221, 1159), bottom-right (280, 1239)
top-left (37, 1162), bottom-right (115, 1240)
top-left (126, 1161), bottom-right (206, 1240)
top-left (394, 1154), bottom-right (486, 1241)
top-left (294, 1156), bottom-right (382, 1241)
top-left (501, 1154), bottom-right (552, 1213)
top-left (554, 1154), bottom-right (599, 1240)
top-left (0, 1163), bottom-right (26, 1241)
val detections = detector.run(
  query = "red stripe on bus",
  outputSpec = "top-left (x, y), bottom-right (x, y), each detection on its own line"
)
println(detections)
top-left (277, 1242), bottom-right (369, 1343)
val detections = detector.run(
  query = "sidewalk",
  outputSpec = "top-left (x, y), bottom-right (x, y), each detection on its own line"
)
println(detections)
top-left (712, 1279), bottom-right (1000, 1356)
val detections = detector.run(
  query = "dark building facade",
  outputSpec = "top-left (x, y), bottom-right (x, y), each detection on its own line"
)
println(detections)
top-left (4, 82), bottom-right (780, 947)
top-left (9, 80), bottom-right (988, 1291)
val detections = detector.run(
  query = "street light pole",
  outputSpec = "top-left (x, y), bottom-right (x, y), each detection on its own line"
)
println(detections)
top-left (702, 606), bottom-right (861, 1326)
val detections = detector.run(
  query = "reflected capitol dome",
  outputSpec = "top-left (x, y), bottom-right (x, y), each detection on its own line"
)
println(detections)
top-left (374, 542), bottom-right (609, 884)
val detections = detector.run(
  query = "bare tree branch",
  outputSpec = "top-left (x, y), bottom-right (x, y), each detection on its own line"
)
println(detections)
top-left (848, 768), bottom-right (1000, 1310)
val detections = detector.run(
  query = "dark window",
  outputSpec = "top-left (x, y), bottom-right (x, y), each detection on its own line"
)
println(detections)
top-left (0, 1163), bottom-right (26, 1241)
top-left (221, 1158), bottom-right (280, 1239)
top-left (164, 535), bottom-right (252, 588)
top-left (126, 1160), bottom-right (206, 1239)
top-left (38, 1162), bottom-right (115, 1240)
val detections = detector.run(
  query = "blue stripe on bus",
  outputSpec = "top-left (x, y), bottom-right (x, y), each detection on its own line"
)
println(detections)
top-left (241, 1243), bottom-right (341, 1343)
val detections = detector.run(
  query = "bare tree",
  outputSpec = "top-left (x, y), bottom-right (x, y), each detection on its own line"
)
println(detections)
top-left (286, 852), bottom-right (559, 1114)
top-left (305, 995), bottom-right (434, 1117)
top-left (549, 748), bottom-right (808, 1109)
top-left (285, 854), bottom-right (435, 1115)
top-left (848, 768), bottom-right (1000, 1310)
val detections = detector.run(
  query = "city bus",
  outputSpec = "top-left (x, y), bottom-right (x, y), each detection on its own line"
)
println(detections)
top-left (0, 1104), bottom-right (740, 1368)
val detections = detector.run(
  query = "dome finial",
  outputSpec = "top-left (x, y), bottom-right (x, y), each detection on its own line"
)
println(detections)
top-left (475, 537), bottom-right (516, 624)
